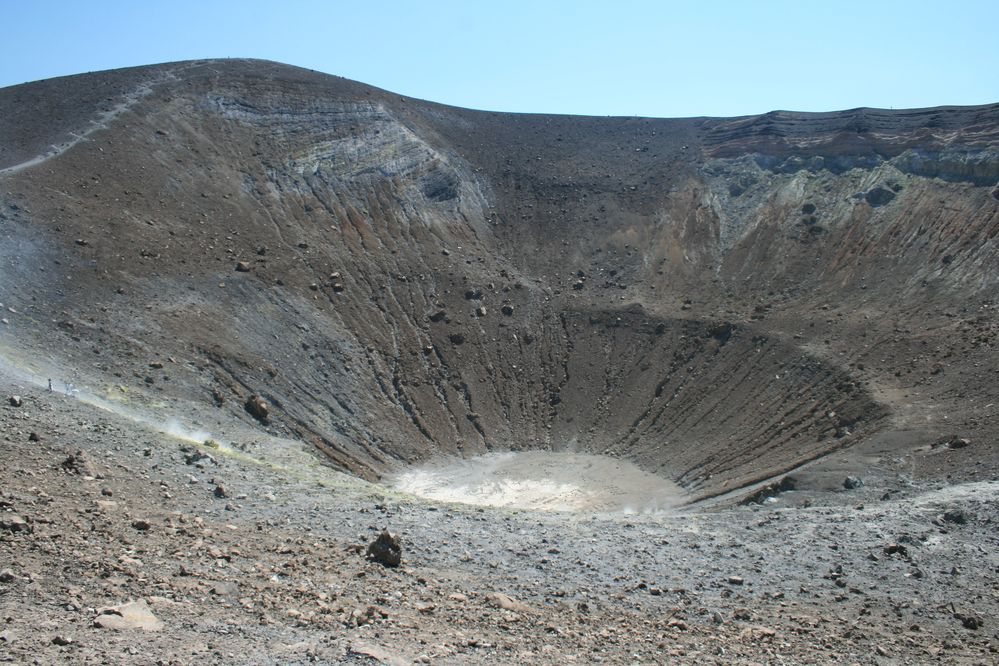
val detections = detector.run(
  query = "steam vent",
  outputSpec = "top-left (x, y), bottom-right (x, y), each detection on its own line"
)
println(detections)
top-left (1, 59), bottom-right (998, 662)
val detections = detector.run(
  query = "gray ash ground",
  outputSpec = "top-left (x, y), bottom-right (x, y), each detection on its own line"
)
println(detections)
top-left (2, 377), bottom-right (998, 665)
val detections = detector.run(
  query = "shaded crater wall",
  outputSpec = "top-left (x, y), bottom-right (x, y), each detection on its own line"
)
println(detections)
top-left (195, 295), bottom-right (886, 501)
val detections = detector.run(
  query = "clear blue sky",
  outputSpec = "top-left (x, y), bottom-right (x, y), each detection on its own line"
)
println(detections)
top-left (2, 0), bottom-right (996, 118)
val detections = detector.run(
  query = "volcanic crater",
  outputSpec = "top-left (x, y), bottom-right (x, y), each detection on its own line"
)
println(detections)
top-left (2, 58), bottom-right (999, 664)
top-left (1, 60), bottom-right (997, 508)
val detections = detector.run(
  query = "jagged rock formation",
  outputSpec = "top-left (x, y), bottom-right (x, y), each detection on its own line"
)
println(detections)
top-left (1, 59), bottom-right (996, 501)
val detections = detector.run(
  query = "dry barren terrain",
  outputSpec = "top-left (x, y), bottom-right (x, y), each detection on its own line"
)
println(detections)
top-left (1, 59), bottom-right (998, 664)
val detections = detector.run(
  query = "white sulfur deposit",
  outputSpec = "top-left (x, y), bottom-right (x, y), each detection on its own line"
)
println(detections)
top-left (390, 451), bottom-right (683, 513)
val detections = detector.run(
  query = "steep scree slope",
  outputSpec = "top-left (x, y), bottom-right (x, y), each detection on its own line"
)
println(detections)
top-left (1, 59), bottom-right (997, 501)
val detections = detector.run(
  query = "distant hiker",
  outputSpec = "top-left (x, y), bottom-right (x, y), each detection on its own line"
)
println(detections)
top-left (47, 378), bottom-right (52, 391)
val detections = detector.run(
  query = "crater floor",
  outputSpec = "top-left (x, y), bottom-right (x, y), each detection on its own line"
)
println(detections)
top-left (390, 451), bottom-right (684, 513)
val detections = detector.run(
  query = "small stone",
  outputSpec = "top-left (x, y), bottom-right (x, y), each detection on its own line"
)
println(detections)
top-left (0, 515), bottom-right (31, 534)
top-left (52, 635), bottom-right (74, 646)
top-left (28, 432), bottom-right (40, 442)
top-left (843, 476), bottom-right (863, 490)
top-left (366, 530), bottom-right (402, 567)
top-left (62, 450), bottom-right (98, 477)
top-left (944, 436), bottom-right (971, 449)
top-left (213, 484), bottom-right (227, 499)
top-left (94, 599), bottom-right (163, 631)
top-left (958, 613), bottom-right (983, 630)
top-left (501, 304), bottom-right (514, 316)
top-left (184, 450), bottom-right (214, 466)
top-left (244, 395), bottom-right (270, 424)
top-left (942, 508), bottom-right (968, 525)
top-left (131, 519), bottom-right (152, 531)
top-left (740, 626), bottom-right (777, 640)
top-left (727, 576), bottom-right (744, 585)
top-left (0, 569), bottom-right (15, 583)
top-left (485, 592), bottom-right (531, 613)
top-left (7, 395), bottom-right (21, 407)
top-left (235, 261), bottom-right (251, 272)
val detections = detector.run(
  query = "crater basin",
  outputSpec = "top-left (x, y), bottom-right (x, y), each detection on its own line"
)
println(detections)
top-left (389, 451), bottom-right (685, 514)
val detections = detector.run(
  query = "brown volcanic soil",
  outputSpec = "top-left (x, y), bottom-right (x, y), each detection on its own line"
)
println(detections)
top-left (1, 58), bottom-right (999, 663)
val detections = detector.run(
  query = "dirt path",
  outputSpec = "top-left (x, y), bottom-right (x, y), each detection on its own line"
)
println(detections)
top-left (0, 65), bottom-right (190, 177)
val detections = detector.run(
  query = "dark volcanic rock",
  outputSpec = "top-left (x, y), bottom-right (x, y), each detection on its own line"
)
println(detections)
top-left (942, 508), bottom-right (968, 525)
top-left (366, 530), bottom-right (402, 567)
top-left (843, 476), bottom-right (864, 490)
top-left (62, 450), bottom-right (98, 477)
top-left (864, 186), bottom-right (896, 207)
top-left (741, 476), bottom-right (797, 505)
top-left (244, 395), bottom-right (270, 424)
top-left (0, 515), bottom-right (31, 534)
